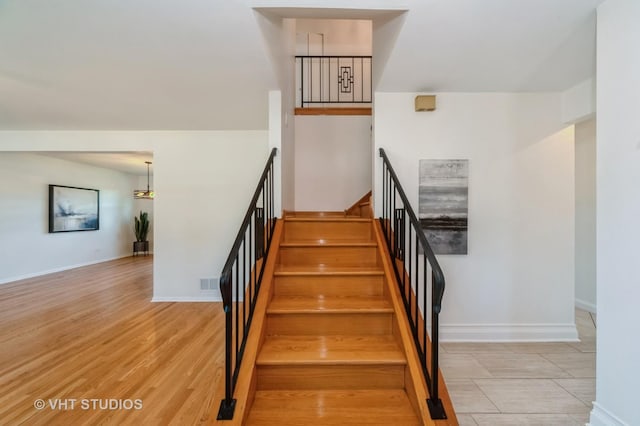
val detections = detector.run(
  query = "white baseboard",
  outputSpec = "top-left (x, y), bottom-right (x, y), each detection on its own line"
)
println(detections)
top-left (576, 298), bottom-right (597, 313)
top-left (151, 293), bottom-right (221, 303)
top-left (440, 323), bottom-right (580, 342)
top-left (0, 254), bottom-right (132, 285)
top-left (589, 402), bottom-right (629, 426)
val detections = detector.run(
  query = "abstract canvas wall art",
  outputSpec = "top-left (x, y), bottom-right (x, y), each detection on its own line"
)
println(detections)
top-left (49, 185), bottom-right (100, 233)
top-left (419, 160), bottom-right (468, 255)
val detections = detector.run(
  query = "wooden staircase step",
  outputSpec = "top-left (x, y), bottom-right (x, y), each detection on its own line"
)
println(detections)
top-left (280, 242), bottom-right (377, 248)
top-left (246, 389), bottom-right (421, 426)
top-left (283, 219), bottom-right (373, 242)
top-left (256, 364), bottom-right (406, 390)
top-left (274, 276), bottom-right (384, 298)
top-left (274, 265), bottom-right (385, 297)
top-left (284, 216), bottom-right (372, 223)
top-left (266, 311), bottom-right (393, 335)
top-left (284, 211), bottom-right (357, 218)
top-left (257, 335), bottom-right (406, 365)
top-left (274, 265), bottom-right (384, 275)
top-left (267, 295), bottom-right (392, 314)
top-left (279, 243), bottom-right (379, 267)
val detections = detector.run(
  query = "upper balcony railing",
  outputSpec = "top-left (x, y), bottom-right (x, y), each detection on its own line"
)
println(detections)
top-left (295, 56), bottom-right (372, 108)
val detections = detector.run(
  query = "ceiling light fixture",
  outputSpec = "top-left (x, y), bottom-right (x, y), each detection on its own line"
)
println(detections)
top-left (134, 161), bottom-right (155, 199)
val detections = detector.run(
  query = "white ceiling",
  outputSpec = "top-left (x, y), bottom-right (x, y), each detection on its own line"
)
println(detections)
top-left (38, 152), bottom-right (154, 176)
top-left (0, 0), bottom-right (277, 130)
top-left (0, 0), bottom-right (603, 130)
top-left (376, 0), bottom-right (603, 92)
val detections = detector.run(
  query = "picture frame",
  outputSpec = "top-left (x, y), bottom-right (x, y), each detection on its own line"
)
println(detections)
top-left (419, 159), bottom-right (469, 255)
top-left (49, 185), bottom-right (100, 233)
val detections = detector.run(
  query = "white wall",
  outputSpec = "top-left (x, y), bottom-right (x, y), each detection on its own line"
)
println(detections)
top-left (0, 153), bottom-right (136, 283)
top-left (0, 131), bottom-right (269, 301)
top-left (374, 93), bottom-right (577, 341)
top-left (562, 78), bottom-right (596, 125)
top-left (254, 12), bottom-right (296, 211)
top-left (591, 1), bottom-right (640, 425)
top-left (281, 19), bottom-right (297, 212)
top-left (295, 19), bottom-right (372, 56)
top-left (295, 116), bottom-right (371, 211)
top-left (575, 117), bottom-right (596, 313)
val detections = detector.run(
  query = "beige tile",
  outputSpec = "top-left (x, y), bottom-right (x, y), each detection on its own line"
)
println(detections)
top-left (554, 378), bottom-right (596, 406)
top-left (541, 352), bottom-right (596, 368)
top-left (474, 379), bottom-right (590, 414)
top-left (446, 379), bottom-right (499, 413)
top-left (542, 353), bottom-right (596, 377)
top-left (504, 342), bottom-right (579, 354)
top-left (575, 308), bottom-right (592, 320)
top-left (441, 353), bottom-right (493, 379)
top-left (473, 353), bottom-right (571, 378)
top-left (441, 342), bottom-right (578, 354)
top-left (575, 309), bottom-right (596, 337)
top-left (567, 336), bottom-right (596, 353)
top-left (441, 342), bottom-right (514, 354)
top-left (576, 320), bottom-right (596, 336)
top-left (456, 413), bottom-right (479, 426)
top-left (569, 412), bottom-right (591, 425)
top-left (472, 413), bottom-right (585, 426)
top-left (567, 368), bottom-right (596, 378)
top-left (576, 324), bottom-right (596, 339)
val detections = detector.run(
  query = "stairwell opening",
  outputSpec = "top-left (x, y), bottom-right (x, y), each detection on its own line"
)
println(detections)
top-left (293, 18), bottom-right (373, 212)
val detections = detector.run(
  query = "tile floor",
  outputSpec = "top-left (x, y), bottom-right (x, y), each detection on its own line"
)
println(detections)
top-left (443, 309), bottom-right (596, 426)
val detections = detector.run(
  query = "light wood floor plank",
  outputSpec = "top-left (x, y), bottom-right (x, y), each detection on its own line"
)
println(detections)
top-left (0, 256), bottom-right (224, 425)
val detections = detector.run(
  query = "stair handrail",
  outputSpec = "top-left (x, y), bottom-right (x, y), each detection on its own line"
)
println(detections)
top-left (378, 148), bottom-right (447, 419)
top-left (217, 147), bottom-right (278, 420)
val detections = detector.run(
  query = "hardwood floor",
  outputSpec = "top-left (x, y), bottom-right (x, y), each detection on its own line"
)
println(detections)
top-left (0, 256), bottom-right (224, 425)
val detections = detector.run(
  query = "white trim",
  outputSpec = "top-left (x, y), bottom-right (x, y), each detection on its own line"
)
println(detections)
top-left (576, 298), bottom-right (597, 313)
top-left (589, 402), bottom-right (629, 426)
top-left (151, 294), bottom-right (221, 303)
top-left (440, 323), bottom-right (579, 342)
top-left (0, 254), bottom-right (132, 285)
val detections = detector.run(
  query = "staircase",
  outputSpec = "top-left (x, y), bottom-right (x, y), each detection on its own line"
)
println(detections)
top-left (245, 212), bottom-right (424, 425)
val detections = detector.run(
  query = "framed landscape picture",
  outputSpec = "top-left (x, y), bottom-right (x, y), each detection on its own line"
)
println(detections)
top-left (49, 185), bottom-right (100, 233)
top-left (419, 159), bottom-right (469, 255)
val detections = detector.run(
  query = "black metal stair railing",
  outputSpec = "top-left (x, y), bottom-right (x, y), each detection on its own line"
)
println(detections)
top-left (296, 55), bottom-right (372, 108)
top-left (379, 148), bottom-right (447, 420)
top-left (217, 148), bottom-right (278, 420)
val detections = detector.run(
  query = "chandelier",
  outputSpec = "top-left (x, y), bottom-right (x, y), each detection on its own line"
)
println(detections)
top-left (133, 161), bottom-right (155, 199)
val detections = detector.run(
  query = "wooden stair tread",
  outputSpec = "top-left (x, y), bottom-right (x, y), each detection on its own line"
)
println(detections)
top-left (257, 335), bottom-right (406, 365)
top-left (247, 389), bottom-right (421, 426)
top-left (284, 211), bottom-right (358, 218)
top-left (285, 216), bottom-right (372, 223)
top-left (274, 265), bottom-right (384, 276)
top-left (268, 295), bottom-right (392, 314)
top-left (280, 241), bottom-right (377, 248)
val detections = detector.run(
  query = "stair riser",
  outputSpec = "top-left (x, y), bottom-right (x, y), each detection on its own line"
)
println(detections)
top-left (273, 275), bottom-right (384, 297)
top-left (284, 221), bottom-right (372, 242)
top-left (248, 390), bottom-right (421, 425)
top-left (266, 313), bottom-right (392, 336)
top-left (256, 365), bottom-right (405, 390)
top-left (279, 246), bottom-right (378, 267)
